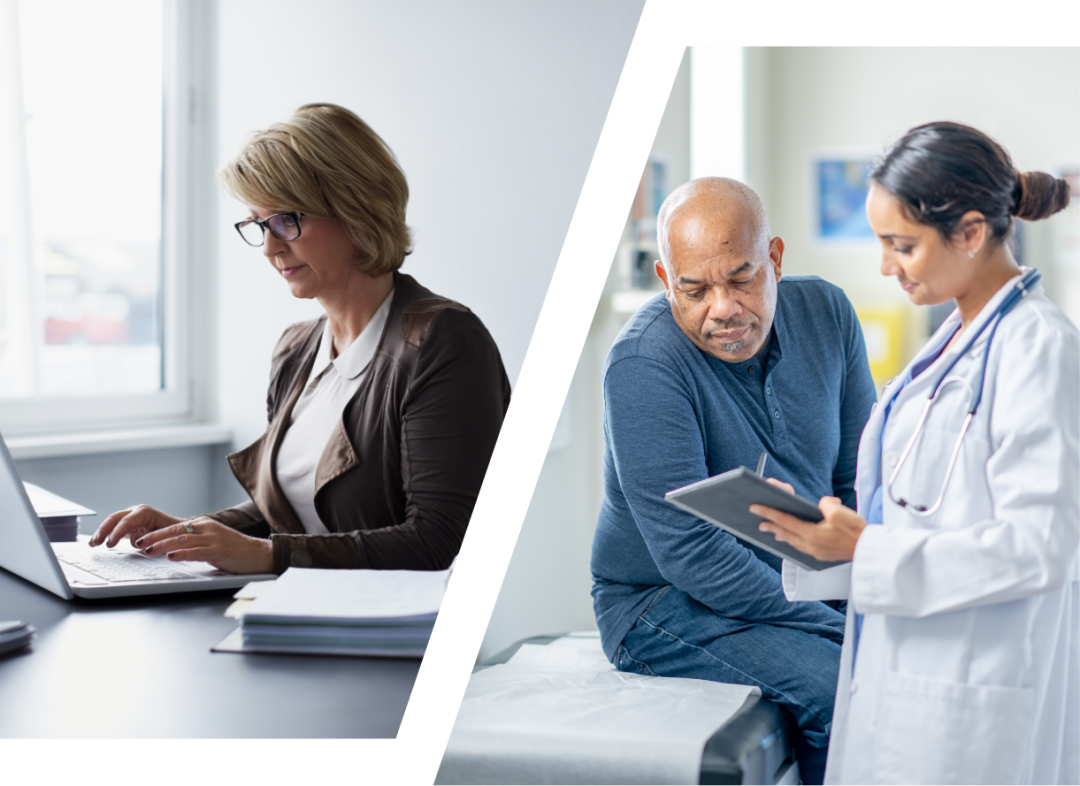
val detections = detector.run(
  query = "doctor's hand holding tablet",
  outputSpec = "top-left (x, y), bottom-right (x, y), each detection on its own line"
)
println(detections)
top-left (751, 479), bottom-right (865, 566)
top-left (754, 122), bottom-right (1078, 785)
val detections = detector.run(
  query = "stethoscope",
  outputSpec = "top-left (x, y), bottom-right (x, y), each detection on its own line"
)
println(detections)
top-left (885, 269), bottom-right (1042, 517)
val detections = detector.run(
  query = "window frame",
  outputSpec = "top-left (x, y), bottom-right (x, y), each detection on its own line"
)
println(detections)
top-left (0, 0), bottom-right (215, 437)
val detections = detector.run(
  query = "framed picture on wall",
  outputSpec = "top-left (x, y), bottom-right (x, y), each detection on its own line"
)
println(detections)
top-left (812, 153), bottom-right (876, 243)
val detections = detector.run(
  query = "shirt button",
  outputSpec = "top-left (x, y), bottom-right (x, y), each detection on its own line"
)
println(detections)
top-left (748, 365), bottom-right (756, 373)
top-left (850, 679), bottom-right (859, 694)
top-left (774, 410), bottom-right (781, 419)
top-left (884, 451), bottom-right (898, 467)
top-left (766, 387), bottom-right (772, 396)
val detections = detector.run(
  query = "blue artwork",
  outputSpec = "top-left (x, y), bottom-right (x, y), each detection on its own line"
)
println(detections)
top-left (818, 159), bottom-right (873, 240)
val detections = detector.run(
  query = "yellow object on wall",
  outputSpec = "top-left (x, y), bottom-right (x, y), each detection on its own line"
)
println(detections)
top-left (854, 306), bottom-right (907, 386)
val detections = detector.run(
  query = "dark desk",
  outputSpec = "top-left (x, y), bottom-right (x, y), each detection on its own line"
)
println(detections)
top-left (0, 569), bottom-right (419, 738)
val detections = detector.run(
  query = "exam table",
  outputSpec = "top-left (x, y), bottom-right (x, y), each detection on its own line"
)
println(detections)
top-left (437, 634), bottom-right (799, 785)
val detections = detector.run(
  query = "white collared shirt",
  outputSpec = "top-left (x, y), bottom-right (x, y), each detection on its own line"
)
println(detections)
top-left (275, 289), bottom-right (394, 534)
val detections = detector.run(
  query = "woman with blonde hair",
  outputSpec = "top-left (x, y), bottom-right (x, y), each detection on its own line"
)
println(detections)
top-left (91, 103), bottom-right (510, 573)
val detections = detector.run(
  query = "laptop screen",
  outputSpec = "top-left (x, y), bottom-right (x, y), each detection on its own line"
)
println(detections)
top-left (0, 433), bottom-right (72, 599)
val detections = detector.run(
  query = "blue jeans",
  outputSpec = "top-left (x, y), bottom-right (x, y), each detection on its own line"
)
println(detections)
top-left (614, 585), bottom-right (844, 785)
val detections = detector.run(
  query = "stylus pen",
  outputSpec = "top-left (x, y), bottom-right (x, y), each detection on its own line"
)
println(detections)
top-left (755, 452), bottom-right (768, 477)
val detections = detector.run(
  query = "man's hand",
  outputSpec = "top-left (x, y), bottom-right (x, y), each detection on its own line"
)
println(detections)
top-left (764, 477), bottom-right (795, 495)
top-left (752, 495), bottom-right (866, 563)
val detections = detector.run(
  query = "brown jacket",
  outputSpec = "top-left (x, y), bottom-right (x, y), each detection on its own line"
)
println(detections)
top-left (210, 273), bottom-right (511, 573)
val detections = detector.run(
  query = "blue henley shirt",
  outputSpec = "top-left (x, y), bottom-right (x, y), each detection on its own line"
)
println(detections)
top-left (591, 276), bottom-right (877, 660)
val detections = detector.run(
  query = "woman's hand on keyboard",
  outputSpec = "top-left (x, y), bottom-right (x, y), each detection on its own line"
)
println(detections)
top-left (133, 517), bottom-right (274, 575)
top-left (89, 505), bottom-right (274, 574)
top-left (90, 504), bottom-right (183, 549)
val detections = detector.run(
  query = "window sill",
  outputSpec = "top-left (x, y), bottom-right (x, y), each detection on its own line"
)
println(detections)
top-left (7, 423), bottom-right (233, 461)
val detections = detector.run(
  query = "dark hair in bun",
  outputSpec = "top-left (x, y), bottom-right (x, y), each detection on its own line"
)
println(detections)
top-left (1013, 171), bottom-right (1072, 222)
top-left (870, 121), bottom-right (1071, 243)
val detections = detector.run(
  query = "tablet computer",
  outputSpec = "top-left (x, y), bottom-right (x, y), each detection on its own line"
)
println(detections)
top-left (665, 467), bottom-right (848, 572)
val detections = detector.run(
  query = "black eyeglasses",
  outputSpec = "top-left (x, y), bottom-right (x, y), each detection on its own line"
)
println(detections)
top-left (234, 212), bottom-right (304, 246)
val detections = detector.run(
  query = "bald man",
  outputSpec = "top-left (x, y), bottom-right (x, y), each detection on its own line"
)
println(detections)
top-left (590, 178), bottom-right (876, 784)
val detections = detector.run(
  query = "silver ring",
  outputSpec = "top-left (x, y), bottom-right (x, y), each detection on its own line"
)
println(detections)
top-left (184, 521), bottom-right (195, 534)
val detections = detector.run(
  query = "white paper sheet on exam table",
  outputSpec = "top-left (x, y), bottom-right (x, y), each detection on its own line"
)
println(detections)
top-left (437, 634), bottom-right (760, 785)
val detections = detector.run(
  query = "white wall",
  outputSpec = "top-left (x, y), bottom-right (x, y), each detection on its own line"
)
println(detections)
top-left (214, 0), bottom-right (646, 461)
top-left (15, 444), bottom-right (232, 525)
top-left (481, 50), bottom-right (691, 660)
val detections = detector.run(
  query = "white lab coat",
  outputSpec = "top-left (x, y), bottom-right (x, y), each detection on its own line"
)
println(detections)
top-left (784, 270), bottom-right (1080, 785)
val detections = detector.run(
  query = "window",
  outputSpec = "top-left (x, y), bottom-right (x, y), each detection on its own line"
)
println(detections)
top-left (689, 46), bottom-right (744, 182)
top-left (0, 0), bottom-right (208, 436)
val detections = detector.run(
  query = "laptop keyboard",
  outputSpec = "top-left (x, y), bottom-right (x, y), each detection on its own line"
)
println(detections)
top-left (56, 550), bottom-right (194, 582)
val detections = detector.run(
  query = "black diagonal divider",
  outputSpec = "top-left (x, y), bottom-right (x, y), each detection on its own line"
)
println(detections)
top-left (410, 7), bottom-right (688, 784)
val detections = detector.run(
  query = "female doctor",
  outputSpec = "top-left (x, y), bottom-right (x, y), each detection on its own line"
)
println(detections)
top-left (754, 122), bottom-right (1078, 785)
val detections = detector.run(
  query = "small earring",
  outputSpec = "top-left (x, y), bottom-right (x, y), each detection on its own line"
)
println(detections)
top-left (968, 250), bottom-right (975, 258)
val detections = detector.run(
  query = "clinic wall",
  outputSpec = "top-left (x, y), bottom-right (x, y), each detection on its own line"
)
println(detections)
top-left (748, 47), bottom-right (1080, 308)
top-left (480, 52), bottom-right (692, 660)
top-left (214, 0), bottom-right (646, 467)
top-left (480, 46), bottom-right (1080, 659)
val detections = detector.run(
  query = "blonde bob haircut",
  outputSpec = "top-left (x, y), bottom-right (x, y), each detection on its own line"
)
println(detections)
top-left (219, 103), bottom-right (413, 276)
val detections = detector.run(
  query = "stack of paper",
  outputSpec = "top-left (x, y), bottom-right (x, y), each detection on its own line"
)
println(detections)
top-left (0, 621), bottom-right (34, 656)
top-left (235, 566), bottom-right (451, 658)
top-left (24, 482), bottom-right (95, 542)
top-left (223, 578), bottom-right (278, 619)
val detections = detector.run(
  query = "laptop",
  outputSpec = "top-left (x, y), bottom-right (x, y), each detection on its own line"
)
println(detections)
top-left (0, 432), bottom-right (275, 600)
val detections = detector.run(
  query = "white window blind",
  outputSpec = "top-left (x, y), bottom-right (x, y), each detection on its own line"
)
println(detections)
top-left (690, 46), bottom-right (745, 182)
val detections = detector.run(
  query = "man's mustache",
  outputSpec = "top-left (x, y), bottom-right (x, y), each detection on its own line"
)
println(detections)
top-left (705, 319), bottom-right (754, 332)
